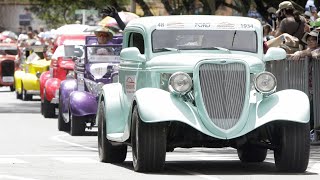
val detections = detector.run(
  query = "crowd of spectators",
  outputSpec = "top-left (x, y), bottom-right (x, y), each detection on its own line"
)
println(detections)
top-left (262, 1), bottom-right (320, 61)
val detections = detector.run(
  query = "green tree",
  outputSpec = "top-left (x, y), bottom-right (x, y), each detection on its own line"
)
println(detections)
top-left (29, 0), bottom-right (311, 29)
top-left (29, 0), bottom-right (128, 29)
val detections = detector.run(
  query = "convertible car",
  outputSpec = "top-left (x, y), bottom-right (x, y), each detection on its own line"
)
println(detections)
top-left (58, 36), bottom-right (122, 135)
top-left (14, 45), bottom-right (50, 100)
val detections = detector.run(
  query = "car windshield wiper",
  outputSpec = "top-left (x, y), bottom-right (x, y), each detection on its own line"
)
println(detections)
top-left (200, 47), bottom-right (230, 52)
top-left (231, 30), bottom-right (237, 47)
top-left (154, 47), bottom-right (180, 53)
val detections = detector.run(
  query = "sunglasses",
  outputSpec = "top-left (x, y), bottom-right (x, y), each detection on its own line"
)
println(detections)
top-left (97, 33), bottom-right (109, 38)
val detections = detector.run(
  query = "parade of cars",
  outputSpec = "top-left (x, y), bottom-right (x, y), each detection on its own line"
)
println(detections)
top-left (2, 1), bottom-right (320, 178)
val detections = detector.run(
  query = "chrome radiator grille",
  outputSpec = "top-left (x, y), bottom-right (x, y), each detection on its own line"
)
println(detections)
top-left (1, 60), bottom-right (14, 76)
top-left (199, 63), bottom-right (247, 130)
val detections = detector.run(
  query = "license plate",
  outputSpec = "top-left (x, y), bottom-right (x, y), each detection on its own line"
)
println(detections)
top-left (2, 76), bottom-right (14, 83)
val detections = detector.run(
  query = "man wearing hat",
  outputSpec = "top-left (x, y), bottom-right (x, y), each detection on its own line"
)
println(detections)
top-left (93, 27), bottom-right (115, 55)
top-left (94, 26), bottom-right (114, 45)
top-left (274, 1), bottom-right (306, 42)
top-left (287, 30), bottom-right (320, 60)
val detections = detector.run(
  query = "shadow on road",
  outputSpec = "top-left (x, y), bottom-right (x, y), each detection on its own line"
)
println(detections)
top-left (0, 90), bottom-right (12, 93)
top-left (0, 101), bottom-right (41, 114)
top-left (112, 160), bottom-right (317, 175)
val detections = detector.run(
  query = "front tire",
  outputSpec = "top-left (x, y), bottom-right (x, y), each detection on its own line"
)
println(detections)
top-left (131, 105), bottom-right (167, 172)
top-left (16, 91), bottom-right (22, 99)
top-left (237, 144), bottom-right (267, 162)
top-left (22, 83), bottom-right (32, 101)
top-left (98, 101), bottom-right (127, 163)
top-left (70, 115), bottom-right (86, 136)
top-left (10, 85), bottom-right (15, 91)
top-left (43, 92), bottom-right (55, 118)
top-left (58, 92), bottom-right (70, 131)
top-left (274, 122), bottom-right (310, 172)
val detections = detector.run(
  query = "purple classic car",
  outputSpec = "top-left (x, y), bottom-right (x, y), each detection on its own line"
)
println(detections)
top-left (58, 36), bottom-right (122, 135)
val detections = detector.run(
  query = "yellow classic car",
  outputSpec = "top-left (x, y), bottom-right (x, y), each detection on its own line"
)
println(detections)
top-left (14, 46), bottom-right (51, 101)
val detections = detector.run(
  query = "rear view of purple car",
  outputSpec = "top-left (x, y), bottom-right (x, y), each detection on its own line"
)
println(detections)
top-left (58, 36), bottom-right (122, 135)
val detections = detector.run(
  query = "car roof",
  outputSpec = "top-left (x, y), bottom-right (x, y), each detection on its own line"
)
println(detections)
top-left (55, 34), bottom-right (87, 46)
top-left (126, 15), bottom-right (262, 32)
top-left (0, 43), bottom-right (17, 47)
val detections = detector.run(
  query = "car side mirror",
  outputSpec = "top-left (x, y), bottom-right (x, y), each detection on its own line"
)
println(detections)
top-left (120, 47), bottom-right (146, 62)
top-left (74, 48), bottom-right (83, 58)
top-left (263, 47), bottom-right (286, 62)
top-left (71, 56), bottom-right (78, 61)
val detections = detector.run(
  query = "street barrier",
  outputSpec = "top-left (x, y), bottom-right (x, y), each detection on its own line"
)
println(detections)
top-left (266, 57), bottom-right (320, 144)
top-left (266, 58), bottom-right (309, 93)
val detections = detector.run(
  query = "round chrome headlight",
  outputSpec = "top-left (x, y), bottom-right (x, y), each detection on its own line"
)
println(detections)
top-left (168, 72), bottom-right (192, 94)
top-left (254, 72), bottom-right (277, 93)
top-left (36, 71), bottom-right (41, 78)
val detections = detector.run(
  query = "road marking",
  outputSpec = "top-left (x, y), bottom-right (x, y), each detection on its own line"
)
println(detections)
top-left (52, 157), bottom-right (98, 163)
top-left (51, 134), bottom-right (97, 151)
top-left (0, 175), bottom-right (38, 180)
top-left (0, 154), bottom-right (96, 158)
top-left (0, 158), bottom-right (27, 164)
top-left (171, 167), bottom-right (222, 180)
top-left (308, 162), bottom-right (320, 174)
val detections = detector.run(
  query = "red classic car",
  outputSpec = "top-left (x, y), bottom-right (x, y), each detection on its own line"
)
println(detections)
top-left (0, 43), bottom-right (19, 91)
top-left (40, 34), bottom-right (85, 118)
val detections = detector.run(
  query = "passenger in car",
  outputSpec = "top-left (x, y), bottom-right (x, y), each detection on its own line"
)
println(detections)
top-left (94, 27), bottom-right (114, 45)
top-left (93, 27), bottom-right (115, 55)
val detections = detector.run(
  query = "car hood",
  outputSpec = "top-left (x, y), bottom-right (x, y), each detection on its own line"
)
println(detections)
top-left (59, 60), bottom-right (75, 70)
top-left (147, 53), bottom-right (265, 73)
top-left (27, 59), bottom-right (51, 67)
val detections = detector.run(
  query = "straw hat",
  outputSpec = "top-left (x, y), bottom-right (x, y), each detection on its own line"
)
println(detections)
top-left (301, 31), bottom-right (319, 44)
top-left (94, 27), bottom-right (114, 41)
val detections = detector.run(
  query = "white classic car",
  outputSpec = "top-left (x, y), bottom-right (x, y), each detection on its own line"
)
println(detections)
top-left (97, 15), bottom-right (310, 173)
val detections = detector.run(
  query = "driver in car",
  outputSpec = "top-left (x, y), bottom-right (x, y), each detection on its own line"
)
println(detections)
top-left (93, 27), bottom-right (115, 55)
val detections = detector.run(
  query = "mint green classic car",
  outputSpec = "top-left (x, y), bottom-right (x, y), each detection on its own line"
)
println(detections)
top-left (97, 15), bottom-right (310, 172)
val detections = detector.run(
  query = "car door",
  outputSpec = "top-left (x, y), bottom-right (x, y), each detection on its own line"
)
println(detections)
top-left (119, 30), bottom-right (146, 102)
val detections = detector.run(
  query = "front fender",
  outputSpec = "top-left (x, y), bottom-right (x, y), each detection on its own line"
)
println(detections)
top-left (14, 70), bottom-right (25, 93)
top-left (98, 83), bottom-right (129, 138)
top-left (226, 89), bottom-right (310, 139)
top-left (40, 71), bottom-right (50, 99)
top-left (22, 73), bottom-right (39, 91)
top-left (134, 88), bottom-right (216, 137)
top-left (60, 79), bottom-right (77, 115)
top-left (44, 78), bottom-right (61, 101)
top-left (69, 91), bottom-right (97, 116)
top-left (256, 89), bottom-right (309, 125)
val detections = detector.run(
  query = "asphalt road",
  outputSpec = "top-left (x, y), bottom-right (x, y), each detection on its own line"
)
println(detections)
top-left (0, 86), bottom-right (319, 180)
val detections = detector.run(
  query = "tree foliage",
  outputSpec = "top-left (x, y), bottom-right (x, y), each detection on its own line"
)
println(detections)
top-left (29, 0), bottom-right (312, 29)
top-left (29, 0), bottom-right (128, 28)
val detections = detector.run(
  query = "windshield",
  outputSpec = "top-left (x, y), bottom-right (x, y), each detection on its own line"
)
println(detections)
top-left (86, 46), bottom-right (120, 63)
top-left (0, 47), bottom-right (18, 55)
top-left (52, 45), bottom-right (84, 59)
top-left (152, 30), bottom-right (257, 53)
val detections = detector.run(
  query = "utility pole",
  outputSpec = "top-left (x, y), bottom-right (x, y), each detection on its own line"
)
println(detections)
top-left (131, 0), bottom-right (136, 13)
top-left (82, 10), bottom-right (86, 25)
